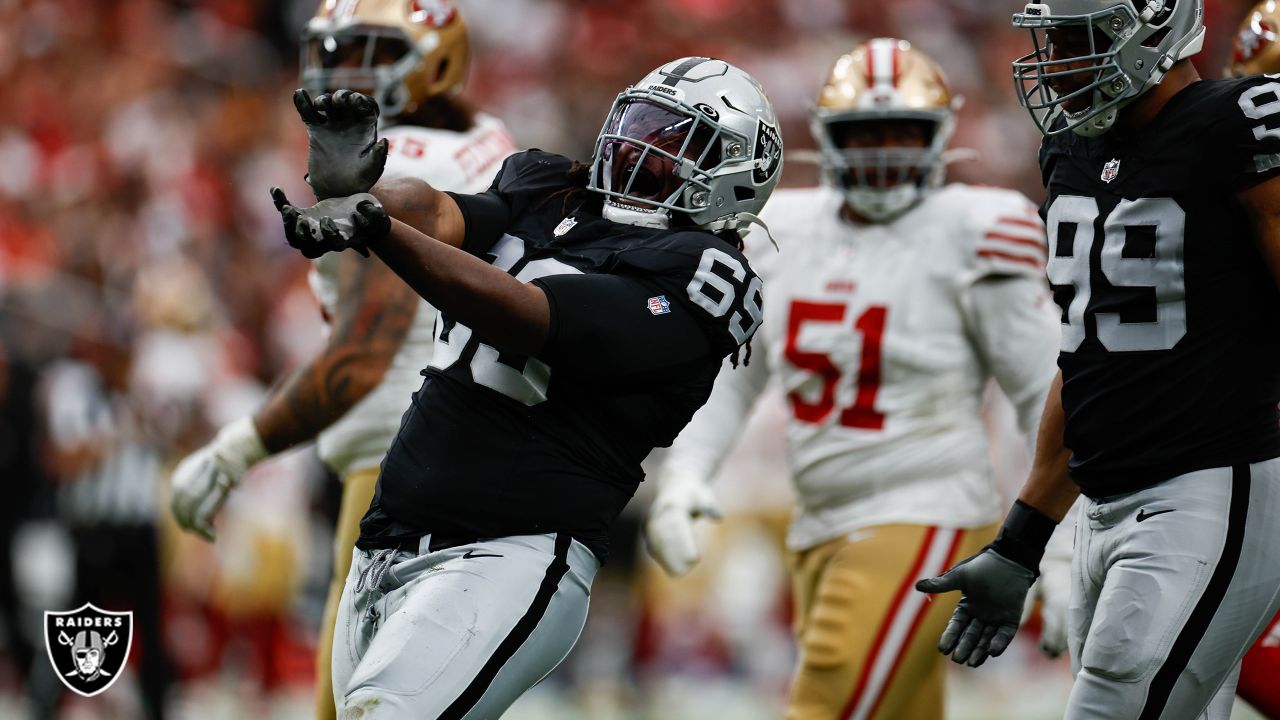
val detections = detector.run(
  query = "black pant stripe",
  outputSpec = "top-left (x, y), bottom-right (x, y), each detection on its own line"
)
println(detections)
top-left (1138, 464), bottom-right (1251, 720)
top-left (437, 533), bottom-right (572, 720)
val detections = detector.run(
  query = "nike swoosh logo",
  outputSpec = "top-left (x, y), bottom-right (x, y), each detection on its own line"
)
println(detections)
top-left (461, 550), bottom-right (504, 559)
top-left (1136, 508), bottom-right (1176, 523)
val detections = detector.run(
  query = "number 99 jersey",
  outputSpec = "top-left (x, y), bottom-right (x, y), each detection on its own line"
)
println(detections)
top-left (1040, 75), bottom-right (1280, 497)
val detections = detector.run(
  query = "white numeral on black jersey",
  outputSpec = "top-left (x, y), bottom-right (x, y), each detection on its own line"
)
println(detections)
top-left (686, 246), bottom-right (764, 345)
top-left (1047, 196), bottom-right (1187, 353)
top-left (430, 234), bottom-right (580, 405)
top-left (1240, 81), bottom-right (1280, 141)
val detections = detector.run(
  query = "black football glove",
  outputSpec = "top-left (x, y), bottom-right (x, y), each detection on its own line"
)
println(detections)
top-left (915, 547), bottom-right (1036, 667)
top-left (915, 500), bottom-right (1057, 668)
top-left (294, 88), bottom-right (389, 200)
top-left (270, 187), bottom-right (390, 259)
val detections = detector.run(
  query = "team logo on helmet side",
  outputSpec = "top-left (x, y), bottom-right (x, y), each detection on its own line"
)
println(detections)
top-left (754, 120), bottom-right (782, 185)
top-left (45, 603), bottom-right (133, 697)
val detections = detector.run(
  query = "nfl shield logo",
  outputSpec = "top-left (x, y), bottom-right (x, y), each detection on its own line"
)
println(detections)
top-left (1101, 158), bottom-right (1121, 183)
top-left (647, 295), bottom-right (671, 315)
top-left (44, 603), bottom-right (133, 697)
top-left (554, 216), bottom-right (578, 237)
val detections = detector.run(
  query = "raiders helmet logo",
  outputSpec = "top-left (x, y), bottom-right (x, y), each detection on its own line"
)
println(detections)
top-left (753, 120), bottom-right (782, 185)
top-left (44, 604), bottom-right (133, 697)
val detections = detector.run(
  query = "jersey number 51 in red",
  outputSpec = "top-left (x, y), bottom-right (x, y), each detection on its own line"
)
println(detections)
top-left (784, 301), bottom-right (887, 430)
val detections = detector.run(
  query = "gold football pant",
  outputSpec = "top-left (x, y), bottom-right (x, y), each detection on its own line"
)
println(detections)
top-left (315, 466), bottom-right (379, 720)
top-left (786, 522), bottom-right (997, 720)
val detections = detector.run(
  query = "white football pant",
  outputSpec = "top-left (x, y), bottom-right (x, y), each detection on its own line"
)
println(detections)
top-left (1067, 457), bottom-right (1280, 719)
top-left (333, 533), bottom-right (598, 719)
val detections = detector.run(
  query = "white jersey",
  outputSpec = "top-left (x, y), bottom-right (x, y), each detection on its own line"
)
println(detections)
top-left (309, 114), bottom-right (516, 474)
top-left (661, 185), bottom-right (1060, 550)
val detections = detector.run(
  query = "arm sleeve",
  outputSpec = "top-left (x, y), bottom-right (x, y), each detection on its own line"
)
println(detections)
top-left (961, 275), bottom-right (1060, 441)
top-left (445, 190), bottom-right (511, 256)
top-left (533, 273), bottom-right (713, 379)
top-left (657, 346), bottom-right (771, 487)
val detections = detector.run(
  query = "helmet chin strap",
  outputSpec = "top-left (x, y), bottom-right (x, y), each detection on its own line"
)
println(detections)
top-left (603, 201), bottom-right (670, 229)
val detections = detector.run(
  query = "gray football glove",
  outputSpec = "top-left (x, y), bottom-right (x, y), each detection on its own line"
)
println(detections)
top-left (916, 548), bottom-right (1037, 667)
top-left (270, 187), bottom-right (390, 259)
top-left (293, 88), bottom-right (389, 200)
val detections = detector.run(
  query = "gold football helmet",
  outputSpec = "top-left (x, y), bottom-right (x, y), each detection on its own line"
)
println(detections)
top-left (1231, 1), bottom-right (1280, 76)
top-left (811, 38), bottom-right (958, 222)
top-left (301, 0), bottom-right (469, 119)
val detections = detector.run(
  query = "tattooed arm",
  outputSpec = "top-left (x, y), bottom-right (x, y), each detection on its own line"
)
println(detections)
top-left (251, 252), bottom-right (420, 453)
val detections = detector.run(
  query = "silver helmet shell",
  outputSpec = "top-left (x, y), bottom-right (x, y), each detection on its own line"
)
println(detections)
top-left (588, 57), bottom-right (783, 236)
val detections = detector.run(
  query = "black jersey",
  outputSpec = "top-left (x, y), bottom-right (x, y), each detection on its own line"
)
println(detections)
top-left (359, 150), bottom-right (763, 559)
top-left (1039, 76), bottom-right (1280, 497)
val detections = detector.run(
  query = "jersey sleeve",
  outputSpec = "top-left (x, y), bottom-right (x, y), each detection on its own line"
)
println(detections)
top-left (1212, 75), bottom-right (1280, 191)
top-left (446, 149), bottom-right (577, 255)
top-left (613, 232), bottom-right (764, 360)
top-left (960, 273), bottom-right (1060, 439)
top-left (959, 188), bottom-right (1048, 284)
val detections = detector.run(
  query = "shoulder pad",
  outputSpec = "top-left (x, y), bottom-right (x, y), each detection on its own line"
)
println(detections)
top-left (955, 186), bottom-right (1046, 281)
top-left (1207, 75), bottom-right (1280, 186)
top-left (489, 149), bottom-right (576, 198)
top-left (615, 231), bottom-right (750, 276)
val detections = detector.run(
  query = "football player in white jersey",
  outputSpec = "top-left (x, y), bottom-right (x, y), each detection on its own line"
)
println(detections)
top-left (645, 39), bottom-right (1060, 720)
top-left (167, 2), bottom-right (514, 717)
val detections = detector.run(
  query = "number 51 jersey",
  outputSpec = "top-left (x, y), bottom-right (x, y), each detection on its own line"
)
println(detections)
top-left (719, 184), bottom-right (1059, 551)
top-left (1040, 75), bottom-right (1280, 497)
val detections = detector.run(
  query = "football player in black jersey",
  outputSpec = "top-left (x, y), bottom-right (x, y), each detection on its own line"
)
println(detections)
top-left (269, 57), bottom-right (781, 718)
top-left (916, 1), bottom-right (1280, 718)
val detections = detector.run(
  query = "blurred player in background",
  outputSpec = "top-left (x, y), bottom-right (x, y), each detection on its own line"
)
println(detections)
top-left (270, 53), bottom-right (780, 717)
top-left (167, 2), bottom-right (514, 718)
top-left (645, 39), bottom-right (1059, 720)
top-left (920, 1), bottom-right (1280, 717)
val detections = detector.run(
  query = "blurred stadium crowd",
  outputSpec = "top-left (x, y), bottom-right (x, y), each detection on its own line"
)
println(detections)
top-left (0, 0), bottom-right (1263, 718)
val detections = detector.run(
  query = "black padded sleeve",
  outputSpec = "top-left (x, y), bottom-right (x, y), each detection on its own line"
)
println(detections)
top-left (445, 190), bottom-right (512, 257)
top-left (533, 273), bottom-right (712, 378)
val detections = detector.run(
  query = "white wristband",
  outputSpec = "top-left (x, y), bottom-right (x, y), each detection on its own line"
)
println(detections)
top-left (214, 416), bottom-right (269, 470)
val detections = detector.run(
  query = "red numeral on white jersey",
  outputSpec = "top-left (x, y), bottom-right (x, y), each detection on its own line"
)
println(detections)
top-left (784, 301), bottom-right (887, 430)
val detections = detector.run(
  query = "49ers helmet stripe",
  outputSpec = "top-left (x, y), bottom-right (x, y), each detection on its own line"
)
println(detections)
top-left (867, 38), bottom-right (901, 90)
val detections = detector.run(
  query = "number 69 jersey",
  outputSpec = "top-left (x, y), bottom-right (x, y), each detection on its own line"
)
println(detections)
top-left (361, 150), bottom-right (763, 560)
top-left (662, 184), bottom-right (1061, 551)
top-left (1040, 75), bottom-right (1280, 497)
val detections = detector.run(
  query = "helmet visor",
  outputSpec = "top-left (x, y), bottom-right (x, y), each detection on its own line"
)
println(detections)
top-left (822, 118), bottom-right (938, 190)
top-left (597, 99), bottom-right (722, 204)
